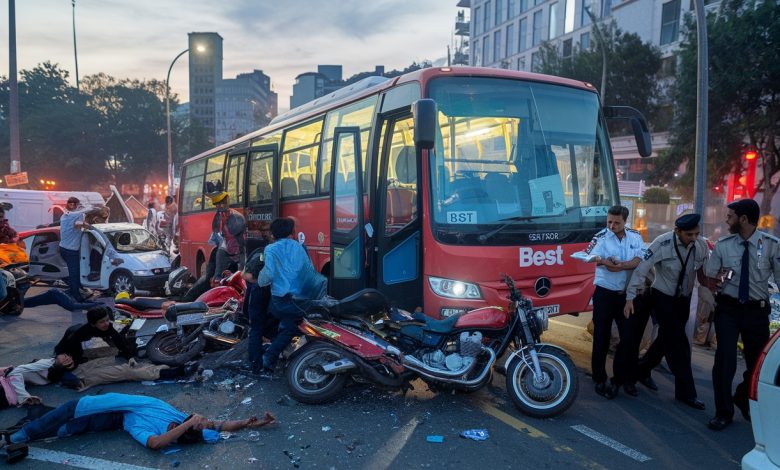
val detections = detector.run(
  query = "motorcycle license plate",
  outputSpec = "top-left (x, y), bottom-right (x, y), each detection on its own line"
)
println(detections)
top-left (536, 304), bottom-right (560, 316)
top-left (176, 313), bottom-right (205, 326)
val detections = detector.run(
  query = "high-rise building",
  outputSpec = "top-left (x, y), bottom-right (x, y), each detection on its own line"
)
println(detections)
top-left (216, 70), bottom-right (278, 144)
top-left (188, 32), bottom-right (223, 145)
top-left (290, 65), bottom-right (386, 109)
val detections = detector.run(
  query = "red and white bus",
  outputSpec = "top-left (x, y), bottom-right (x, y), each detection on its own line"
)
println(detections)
top-left (177, 66), bottom-right (651, 318)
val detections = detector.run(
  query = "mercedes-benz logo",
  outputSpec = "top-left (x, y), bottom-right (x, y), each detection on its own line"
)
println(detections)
top-left (534, 277), bottom-right (552, 297)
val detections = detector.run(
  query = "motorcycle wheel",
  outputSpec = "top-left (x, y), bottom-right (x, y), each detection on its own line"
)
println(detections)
top-left (505, 345), bottom-right (578, 419)
top-left (0, 289), bottom-right (24, 316)
top-left (286, 342), bottom-right (348, 404)
top-left (146, 331), bottom-right (206, 366)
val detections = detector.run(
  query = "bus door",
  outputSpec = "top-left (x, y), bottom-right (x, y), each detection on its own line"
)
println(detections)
top-left (328, 127), bottom-right (366, 298)
top-left (244, 145), bottom-right (279, 247)
top-left (374, 114), bottom-right (422, 312)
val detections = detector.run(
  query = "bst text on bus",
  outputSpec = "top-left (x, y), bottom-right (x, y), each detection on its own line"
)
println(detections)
top-left (177, 66), bottom-right (651, 319)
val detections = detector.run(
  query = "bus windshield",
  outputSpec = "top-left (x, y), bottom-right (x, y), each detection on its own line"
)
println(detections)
top-left (427, 76), bottom-right (618, 245)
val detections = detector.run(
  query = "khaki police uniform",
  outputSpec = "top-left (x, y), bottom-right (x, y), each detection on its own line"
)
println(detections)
top-left (704, 230), bottom-right (780, 420)
top-left (627, 232), bottom-right (709, 400)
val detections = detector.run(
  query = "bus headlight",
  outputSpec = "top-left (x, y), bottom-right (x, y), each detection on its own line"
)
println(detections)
top-left (428, 276), bottom-right (482, 299)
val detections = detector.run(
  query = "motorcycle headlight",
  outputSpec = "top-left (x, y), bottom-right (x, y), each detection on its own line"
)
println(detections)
top-left (532, 308), bottom-right (549, 332)
top-left (428, 276), bottom-right (482, 299)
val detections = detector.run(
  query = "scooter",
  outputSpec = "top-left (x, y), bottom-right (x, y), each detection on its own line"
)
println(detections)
top-left (285, 275), bottom-right (579, 419)
top-left (114, 269), bottom-right (245, 319)
top-left (0, 263), bottom-right (31, 316)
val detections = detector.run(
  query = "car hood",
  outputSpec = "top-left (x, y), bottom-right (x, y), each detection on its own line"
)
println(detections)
top-left (120, 251), bottom-right (171, 270)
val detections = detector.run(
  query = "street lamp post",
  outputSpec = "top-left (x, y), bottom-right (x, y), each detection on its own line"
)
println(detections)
top-left (165, 48), bottom-right (190, 197)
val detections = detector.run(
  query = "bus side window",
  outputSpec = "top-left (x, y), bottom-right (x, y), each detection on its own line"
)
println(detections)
top-left (225, 154), bottom-right (246, 206)
top-left (181, 160), bottom-right (207, 213)
top-left (281, 119), bottom-right (323, 199)
top-left (384, 118), bottom-right (417, 236)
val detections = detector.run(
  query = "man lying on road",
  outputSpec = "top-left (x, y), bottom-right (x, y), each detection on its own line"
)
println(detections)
top-left (1, 392), bottom-right (276, 459)
top-left (54, 306), bottom-right (135, 364)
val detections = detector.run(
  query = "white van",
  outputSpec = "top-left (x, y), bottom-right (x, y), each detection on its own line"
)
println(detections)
top-left (0, 189), bottom-right (106, 232)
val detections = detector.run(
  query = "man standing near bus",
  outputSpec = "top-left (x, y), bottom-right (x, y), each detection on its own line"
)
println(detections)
top-left (59, 197), bottom-right (90, 302)
top-left (581, 205), bottom-right (644, 399)
top-left (208, 191), bottom-right (247, 284)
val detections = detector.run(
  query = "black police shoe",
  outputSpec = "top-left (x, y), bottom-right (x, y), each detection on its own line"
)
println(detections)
top-left (707, 416), bottom-right (732, 431)
top-left (638, 375), bottom-right (659, 391)
top-left (677, 397), bottom-right (706, 410)
top-left (623, 383), bottom-right (639, 397)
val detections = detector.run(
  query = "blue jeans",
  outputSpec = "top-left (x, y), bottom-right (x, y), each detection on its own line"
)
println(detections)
top-left (247, 285), bottom-right (275, 372)
top-left (25, 288), bottom-right (101, 311)
top-left (0, 273), bottom-right (7, 302)
top-left (262, 295), bottom-right (310, 369)
top-left (59, 246), bottom-right (82, 301)
top-left (10, 399), bottom-right (123, 443)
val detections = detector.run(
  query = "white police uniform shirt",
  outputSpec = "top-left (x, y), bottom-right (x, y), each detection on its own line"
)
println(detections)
top-left (626, 231), bottom-right (709, 300)
top-left (585, 227), bottom-right (645, 292)
top-left (704, 230), bottom-right (780, 301)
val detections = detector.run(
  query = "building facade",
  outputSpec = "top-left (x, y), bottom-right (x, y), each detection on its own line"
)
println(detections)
top-left (216, 70), bottom-right (278, 145)
top-left (188, 32), bottom-right (223, 145)
top-left (290, 65), bottom-right (387, 109)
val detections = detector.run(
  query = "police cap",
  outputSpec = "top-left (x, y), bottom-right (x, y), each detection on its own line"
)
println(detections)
top-left (727, 198), bottom-right (760, 225)
top-left (675, 213), bottom-right (701, 230)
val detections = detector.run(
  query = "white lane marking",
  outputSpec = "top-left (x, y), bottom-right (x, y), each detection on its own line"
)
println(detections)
top-left (27, 447), bottom-right (158, 470)
top-left (571, 425), bottom-right (652, 463)
top-left (366, 416), bottom-right (420, 468)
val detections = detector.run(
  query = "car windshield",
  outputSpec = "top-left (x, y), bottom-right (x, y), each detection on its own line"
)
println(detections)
top-left (427, 77), bottom-right (619, 245)
top-left (105, 228), bottom-right (159, 253)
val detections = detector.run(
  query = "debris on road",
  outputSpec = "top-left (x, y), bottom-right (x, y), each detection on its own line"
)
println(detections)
top-left (460, 429), bottom-right (490, 441)
top-left (426, 435), bottom-right (444, 443)
top-left (321, 426), bottom-right (332, 432)
top-left (241, 397), bottom-right (252, 405)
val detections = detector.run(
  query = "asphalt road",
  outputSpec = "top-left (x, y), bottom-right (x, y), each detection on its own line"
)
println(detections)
top-left (0, 289), bottom-right (756, 469)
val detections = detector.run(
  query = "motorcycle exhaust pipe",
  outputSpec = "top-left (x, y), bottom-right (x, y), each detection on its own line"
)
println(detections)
top-left (202, 330), bottom-right (242, 345)
top-left (403, 348), bottom-right (496, 387)
top-left (326, 345), bottom-right (405, 388)
top-left (321, 358), bottom-right (356, 373)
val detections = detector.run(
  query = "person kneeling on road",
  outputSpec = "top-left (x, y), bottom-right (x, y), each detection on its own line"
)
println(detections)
top-left (0, 392), bottom-right (276, 458)
top-left (255, 217), bottom-right (326, 379)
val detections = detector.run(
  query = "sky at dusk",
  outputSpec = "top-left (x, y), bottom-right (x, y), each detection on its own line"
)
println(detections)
top-left (0, 0), bottom-right (460, 110)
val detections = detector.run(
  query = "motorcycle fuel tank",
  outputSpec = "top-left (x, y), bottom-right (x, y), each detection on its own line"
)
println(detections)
top-left (454, 307), bottom-right (509, 330)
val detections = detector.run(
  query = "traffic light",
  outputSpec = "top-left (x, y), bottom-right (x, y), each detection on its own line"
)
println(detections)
top-left (744, 149), bottom-right (758, 198)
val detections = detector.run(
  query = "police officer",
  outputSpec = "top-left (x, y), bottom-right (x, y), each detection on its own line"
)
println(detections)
top-left (624, 213), bottom-right (708, 409)
top-left (583, 205), bottom-right (645, 399)
top-left (704, 199), bottom-right (780, 431)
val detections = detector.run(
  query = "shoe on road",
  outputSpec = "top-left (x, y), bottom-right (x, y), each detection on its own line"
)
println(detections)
top-left (638, 375), bottom-right (659, 391)
top-left (707, 416), bottom-right (732, 431)
top-left (623, 383), bottom-right (639, 397)
top-left (677, 397), bottom-right (706, 410)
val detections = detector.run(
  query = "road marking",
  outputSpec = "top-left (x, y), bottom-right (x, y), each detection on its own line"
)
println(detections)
top-left (27, 447), bottom-right (158, 470)
top-left (571, 424), bottom-right (652, 463)
top-left (366, 416), bottom-right (420, 468)
top-left (549, 319), bottom-right (588, 331)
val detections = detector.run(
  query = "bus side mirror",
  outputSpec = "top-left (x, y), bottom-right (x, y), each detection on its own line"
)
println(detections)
top-left (413, 99), bottom-right (436, 150)
top-left (604, 106), bottom-right (652, 158)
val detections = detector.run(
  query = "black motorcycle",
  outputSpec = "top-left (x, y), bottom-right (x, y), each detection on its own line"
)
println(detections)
top-left (0, 263), bottom-right (31, 316)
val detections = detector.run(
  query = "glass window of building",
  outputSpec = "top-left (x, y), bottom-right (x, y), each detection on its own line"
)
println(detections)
top-left (581, 0), bottom-right (598, 26)
top-left (508, 0), bottom-right (516, 17)
top-left (506, 23), bottom-right (516, 56)
top-left (549, 2), bottom-right (559, 39)
top-left (495, 0), bottom-right (504, 24)
top-left (473, 38), bottom-right (480, 65)
top-left (580, 32), bottom-right (590, 49)
top-left (602, 0), bottom-right (612, 17)
top-left (564, 0), bottom-right (575, 33)
top-left (484, 0), bottom-right (492, 31)
top-left (518, 17), bottom-right (528, 51)
top-left (494, 30), bottom-right (502, 61)
top-left (520, 0), bottom-right (528, 12)
top-left (474, 6), bottom-right (481, 34)
top-left (532, 10), bottom-right (543, 46)
top-left (660, 0), bottom-right (681, 45)
top-left (518, 56), bottom-right (526, 70)
top-left (531, 51), bottom-right (541, 71)
top-left (483, 35), bottom-right (491, 64)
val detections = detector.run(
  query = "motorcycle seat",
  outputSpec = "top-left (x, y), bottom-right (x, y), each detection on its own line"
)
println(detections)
top-left (328, 289), bottom-right (389, 319)
top-left (412, 312), bottom-right (461, 333)
top-left (164, 301), bottom-right (209, 322)
top-left (116, 297), bottom-right (167, 310)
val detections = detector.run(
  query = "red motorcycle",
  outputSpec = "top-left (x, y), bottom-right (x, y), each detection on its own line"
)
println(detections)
top-left (285, 275), bottom-right (579, 418)
top-left (114, 270), bottom-right (246, 319)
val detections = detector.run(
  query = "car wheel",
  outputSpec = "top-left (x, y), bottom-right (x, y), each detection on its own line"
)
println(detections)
top-left (110, 270), bottom-right (136, 296)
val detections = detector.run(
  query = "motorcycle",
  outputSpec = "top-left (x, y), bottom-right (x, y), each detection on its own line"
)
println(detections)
top-left (144, 297), bottom-right (247, 366)
top-left (114, 269), bottom-right (245, 319)
top-left (285, 275), bottom-right (579, 419)
top-left (0, 263), bottom-right (31, 316)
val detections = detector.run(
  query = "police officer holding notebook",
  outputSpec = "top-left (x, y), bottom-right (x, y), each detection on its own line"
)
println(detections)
top-left (624, 213), bottom-right (709, 409)
top-left (704, 199), bottom-right (780, 431)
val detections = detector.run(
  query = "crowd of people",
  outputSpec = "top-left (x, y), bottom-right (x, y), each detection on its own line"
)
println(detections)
top-left (580, 198), bottom-right (780, 431)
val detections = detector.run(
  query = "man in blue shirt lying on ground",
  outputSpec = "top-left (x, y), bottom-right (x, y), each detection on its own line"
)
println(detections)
top-left (1, 392), bottom-right (276, 459)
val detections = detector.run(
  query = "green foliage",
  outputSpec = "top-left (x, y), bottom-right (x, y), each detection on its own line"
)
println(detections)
top-left (538, 23), bottom-right (663, 130)
top-left (652, 0), bottom-right (780, 213)
top-left (642, 187), bottom-right (671, 204)
top-left (0, 63), bottom-right (190, 189)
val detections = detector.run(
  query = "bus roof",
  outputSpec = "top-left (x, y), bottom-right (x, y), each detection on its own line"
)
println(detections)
top-left (182, 66), bottom-right (597, 166)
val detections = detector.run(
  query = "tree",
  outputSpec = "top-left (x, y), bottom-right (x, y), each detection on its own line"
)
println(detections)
top-left (537, 23), bottom-right (663, 130)
top-left (651, 0), bottom-right (780, 213)
top-left (643, 187), bottom-right (671, 204)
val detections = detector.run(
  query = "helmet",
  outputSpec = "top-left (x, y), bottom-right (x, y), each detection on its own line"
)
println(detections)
top-left (115, 291), bottom-right (131, 301)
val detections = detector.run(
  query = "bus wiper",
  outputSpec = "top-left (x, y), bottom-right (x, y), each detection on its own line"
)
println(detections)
top-left (477, 215), bottom-right (548, 244)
